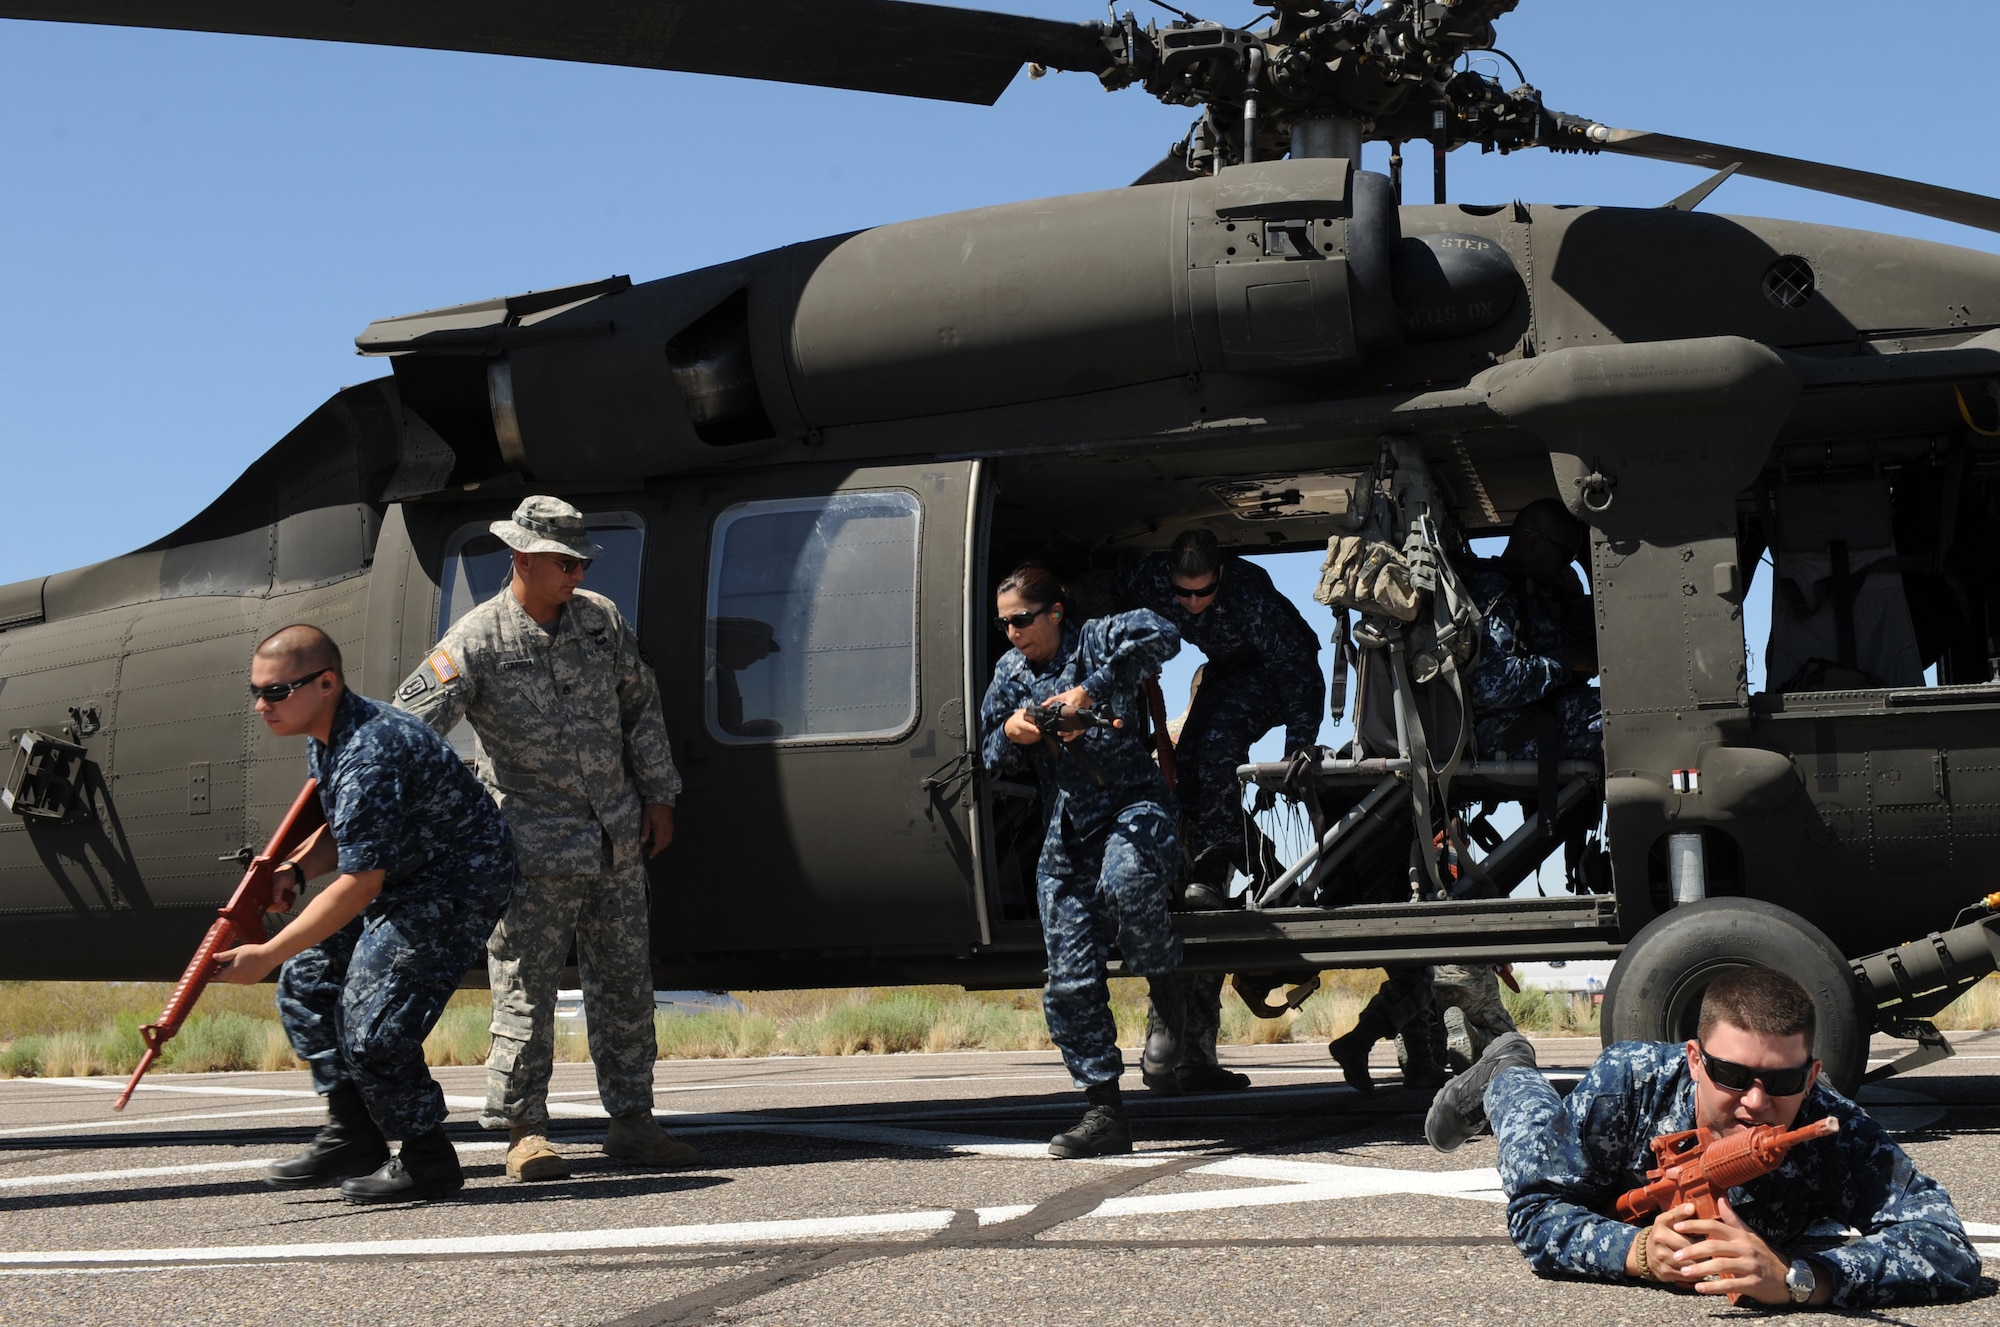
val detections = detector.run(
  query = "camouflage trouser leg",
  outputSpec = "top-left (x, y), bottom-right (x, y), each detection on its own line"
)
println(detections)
top-left (1173, 971), bottom-right (1227, 1066)
top-left (1433, 963), bottom-right (1518, 1062)
top-left (1039, 801), bottom-right (1183, 1088)
top-left (278, 890), bottom-right (504, 1139)
top-left (277, 919), bottom-right (362, 1098)
top-left (1366, 964), bottom-right (1436, 1031)
top-left (1175, 680), bottom-right (1283, 875)
top-left (483, 857), bottom-right (659, 1130)
top-left (1375, 964), bottom-right (1438, 1069)
top-left (1486, 1063), bottom-right (1600, 1223)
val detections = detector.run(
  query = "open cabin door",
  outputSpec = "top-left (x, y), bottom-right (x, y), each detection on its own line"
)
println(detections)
top-left (650, 460), bottom-right (988, 965)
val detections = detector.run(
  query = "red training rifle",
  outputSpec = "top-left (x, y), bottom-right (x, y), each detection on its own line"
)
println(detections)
top-left (113, 779), bottom-right (326, 1110)
top-left (1614, 1116), bottom-right (1841, 1303)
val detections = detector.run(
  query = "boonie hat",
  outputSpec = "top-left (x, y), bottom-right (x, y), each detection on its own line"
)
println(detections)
top-left (491, 496), bottom-right (604, 560)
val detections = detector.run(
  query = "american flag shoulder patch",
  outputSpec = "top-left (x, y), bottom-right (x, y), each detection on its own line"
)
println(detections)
top-left (427, 649), bottom-right (461, 685)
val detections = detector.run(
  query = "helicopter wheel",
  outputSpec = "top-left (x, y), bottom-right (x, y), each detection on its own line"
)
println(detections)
top-left (1600, 897), bottom-right (1867, 1097)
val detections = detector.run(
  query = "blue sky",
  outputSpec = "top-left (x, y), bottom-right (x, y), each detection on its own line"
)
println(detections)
top-left (5, 1), bottom-right (1994, 889)
top-left (3, 0), bottom-right (1995, 591)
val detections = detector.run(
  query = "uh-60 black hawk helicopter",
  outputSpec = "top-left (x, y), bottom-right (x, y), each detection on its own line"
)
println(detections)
top-left (5, 0), bottom-right (2000, 1096)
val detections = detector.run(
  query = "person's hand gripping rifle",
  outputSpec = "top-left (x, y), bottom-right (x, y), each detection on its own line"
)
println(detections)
top-left (1613, 1116), bottom-right (1840, 1303)
top-left (1027, 694), bottom-right (1123, 786)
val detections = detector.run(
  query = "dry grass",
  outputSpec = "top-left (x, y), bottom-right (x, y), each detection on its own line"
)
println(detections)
top-left (1501, 986), bottom-right (1603, 1038)
top-left (0, 980), bottom-right (294, 1044)
top-left (3, 972), bottom-right (1997, 1077)
top-left (1932, 976), bottom-right (2000, 1031)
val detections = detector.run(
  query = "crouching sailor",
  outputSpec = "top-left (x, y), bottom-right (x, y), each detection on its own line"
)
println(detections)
top-left (218, 624), bottom-right (517, 1203)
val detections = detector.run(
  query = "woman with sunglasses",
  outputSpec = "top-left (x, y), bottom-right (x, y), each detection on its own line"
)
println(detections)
top-left (1424, 967), bottom-right (1979, 1307)
top-left (979, 563), bottom-right (1187, 1159)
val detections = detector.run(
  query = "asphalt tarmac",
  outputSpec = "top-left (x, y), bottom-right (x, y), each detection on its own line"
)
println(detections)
top-left (2, 1032), bottom-right (1998, 1326)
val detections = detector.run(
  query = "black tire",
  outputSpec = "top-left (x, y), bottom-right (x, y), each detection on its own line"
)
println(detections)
top-left (1601, 898), bottom-right (1867, 1096)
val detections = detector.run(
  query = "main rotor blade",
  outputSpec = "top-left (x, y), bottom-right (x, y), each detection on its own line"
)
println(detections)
top-left (1130, 151), bottom-right (1200, 188)
top-left (1585, 125), bottom-right (2000, 236)
top-left (1, 0), bottom-right (1112, 105)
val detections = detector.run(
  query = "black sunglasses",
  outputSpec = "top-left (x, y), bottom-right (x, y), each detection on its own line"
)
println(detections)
top-left (544, 554), bottom-right (593, 574)
top-left (1172, 579), bottom-right (1220, 601)
top-left (1698, 1044), bottom-right (1814, 1097)
top-left (248, 667), bottom-right (331, 704)
top-left (996, 605), bottom-right (1051, 632)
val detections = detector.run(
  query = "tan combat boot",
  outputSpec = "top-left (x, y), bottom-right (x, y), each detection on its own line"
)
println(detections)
top-left (603, 1112), bottom-right (701, 1168)
top-left (505, 1126), bottom-right (569, 1181)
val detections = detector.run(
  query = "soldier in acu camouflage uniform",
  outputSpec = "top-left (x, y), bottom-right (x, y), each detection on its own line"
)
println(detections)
top-left (1426, 968), bottom-right (1980, 1307)
top-left (980, 564), bottom-right (1186, 1158)
top-left (1430, 962), bottom-right (1518, 1070)
top-left (396, 496), bottom-right (693, 1182)
top-left (218, 624), bottom-right (516, 1204)
top-left (1114, 531), bottom-right (1322, 1094)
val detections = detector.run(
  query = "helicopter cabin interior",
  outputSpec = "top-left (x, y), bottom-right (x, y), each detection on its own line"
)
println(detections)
top-left (389, 396), bottom-right (2000, 975)
top-left (961, 413), bottom-right (2000, 954)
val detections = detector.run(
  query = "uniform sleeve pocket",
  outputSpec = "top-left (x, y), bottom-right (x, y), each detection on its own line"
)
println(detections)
top-left (489, 763), bottom-right (539, 792)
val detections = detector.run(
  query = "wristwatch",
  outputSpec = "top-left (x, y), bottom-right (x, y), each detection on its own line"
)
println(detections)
top-left (1785, 1258), bottom-right (1818, 1305)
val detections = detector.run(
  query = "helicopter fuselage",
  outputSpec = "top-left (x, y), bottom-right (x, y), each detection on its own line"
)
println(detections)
top-left (4, 162), bottom-right (1999, 1034)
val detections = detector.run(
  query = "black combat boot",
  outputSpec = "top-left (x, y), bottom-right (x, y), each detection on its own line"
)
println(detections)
top-left (1426, 1032), bottom-right (1539, 1153)
top-left (265, 1082), bottom-right (390, 1189)
top-left (1175, 977), bottom-right (1249, 1092)
top-left (1328, 1006), bottom-right (1394, 1094)
top-left (1398, 1024), bottom-right (1452, 1094)
top-left (340, 1125), bottom-right (464, 1204)
top-left (1141, 976), bottom-right (1188, 1094)
top-left (1048, 1081), bottom-right (1132, 1159)
top-left (1180, 845), bottom-right (1238, 912)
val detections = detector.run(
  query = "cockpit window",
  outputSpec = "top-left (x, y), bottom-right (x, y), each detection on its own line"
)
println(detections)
top-left (705, 491), bottom-right (920, 744)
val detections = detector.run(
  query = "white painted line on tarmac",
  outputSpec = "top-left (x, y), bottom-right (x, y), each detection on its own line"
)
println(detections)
top-left (1091, 1175), bottom-right (1507, 1219)
top-left (0, 1264), bottom-right (275, 1278)
top-left (649, 1071), bottom-right (1079, 1095)
top-left (1195, 1155), bottom-right (1504, 1195)
top-left (975, 1204), bottom-right (1037, 1225)
top-left (0, 1166), bottom-right (1507, 1271)
top-left (1963, 1221), bottom-right (2000, 1236)
top-left (727, 1118), bottom-right (1183, 1165)
top-left (0, 1142), bottom-right (510, 1192)
top-left (26, 1079), bottom-right (320, 1099)
top-left (0, 1210), bottom-right (961, 1268)
top-left (0, 1158), bottom-right (274, 1190)
top-left (0, 1105), bottom-right (329, 1138)
top-left (13, 1078), bottom-right (626, 1120)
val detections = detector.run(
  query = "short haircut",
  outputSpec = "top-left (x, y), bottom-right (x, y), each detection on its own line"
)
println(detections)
top-left (253, 624), bottom-right (344, 679)
top-left (1169, 529), bottom-right (1223, 581)
top-left (996, 563), bottom-right (1070, 619)
top-left (1698, 967), bottom-right (1816, 1054)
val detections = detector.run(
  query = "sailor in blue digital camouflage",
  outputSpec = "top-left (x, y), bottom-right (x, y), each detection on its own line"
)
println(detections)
top-left (1114, 531), bottom-right (1321, 883)
top-left (217, 624), bottom-right (516, 1203)
top-left (980, 564), bottom-right (1184, 1158)
top-left (1427, 968), bottom-right (1979, 1308)
top-left (1466, 498), bottom-right (1601, 761)
top-left (1114, 531), bottom-right (1322, 1093)
top-left (395, 495), bottom-right (695, 1181)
